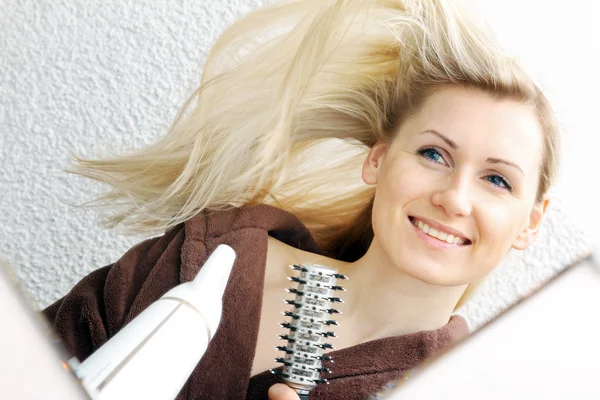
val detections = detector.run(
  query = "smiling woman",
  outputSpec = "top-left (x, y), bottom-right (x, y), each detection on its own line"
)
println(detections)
top-left (40, 0), bottom-right (561, 399)
top-left (363, 86), bottom-right (549, 290)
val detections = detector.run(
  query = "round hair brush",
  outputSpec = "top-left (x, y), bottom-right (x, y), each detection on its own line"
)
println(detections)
top-left (271, 264), bottom-right (347, 399)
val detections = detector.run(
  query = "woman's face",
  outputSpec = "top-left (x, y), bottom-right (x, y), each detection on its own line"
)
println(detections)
top-left (363, 86), bottom-right (548, 286)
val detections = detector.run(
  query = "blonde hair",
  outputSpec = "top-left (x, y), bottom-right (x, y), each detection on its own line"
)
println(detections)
top-left (70, 0), bottom-right (560, 309)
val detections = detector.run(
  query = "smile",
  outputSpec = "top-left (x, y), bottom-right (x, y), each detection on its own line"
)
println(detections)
top-left (409, 217), bottom-right (471, 246)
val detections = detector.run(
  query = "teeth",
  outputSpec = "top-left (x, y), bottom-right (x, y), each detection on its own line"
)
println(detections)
top-left (412, 218), bottom-right (466, 245)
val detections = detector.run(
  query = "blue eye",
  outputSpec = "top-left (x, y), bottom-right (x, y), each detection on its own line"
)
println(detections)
top-left (418, 148), bottom-right (447, 165)
top-left (418, 147), bottom-right (513, 193)
top-left (486, 175), bottom-right (513, 192)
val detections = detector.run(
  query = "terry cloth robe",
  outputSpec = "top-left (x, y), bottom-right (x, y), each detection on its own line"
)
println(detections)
top-left (43, 204), bottom-right (469, 399)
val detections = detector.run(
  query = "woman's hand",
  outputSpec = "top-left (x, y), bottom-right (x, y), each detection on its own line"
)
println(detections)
top-left (268, 383), bottom-right (300, 400)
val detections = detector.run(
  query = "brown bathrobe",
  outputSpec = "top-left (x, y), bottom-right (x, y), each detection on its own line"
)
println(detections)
top-left (43, 205), bottom-right (469, 399)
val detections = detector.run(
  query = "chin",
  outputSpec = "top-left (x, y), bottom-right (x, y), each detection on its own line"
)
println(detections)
top-left (394, 253), bottom-right (466, 287)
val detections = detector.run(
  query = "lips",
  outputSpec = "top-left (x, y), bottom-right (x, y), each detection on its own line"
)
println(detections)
top-left (409, 216), bottom-right (472, 245)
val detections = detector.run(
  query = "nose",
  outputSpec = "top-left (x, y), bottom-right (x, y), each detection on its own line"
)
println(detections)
top-left (431, 172), bottom-right (473, 217)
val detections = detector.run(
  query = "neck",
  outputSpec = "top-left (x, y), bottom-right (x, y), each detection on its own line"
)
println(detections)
top-left (336, 239), bottom-right (468, 342)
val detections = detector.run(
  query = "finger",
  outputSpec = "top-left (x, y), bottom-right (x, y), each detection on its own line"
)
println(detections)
top-left (268, 383), bottom-right (300, 400)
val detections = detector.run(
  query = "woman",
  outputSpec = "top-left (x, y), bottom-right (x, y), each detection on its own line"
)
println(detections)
top-left (44, 0), bottom-right (560, 399)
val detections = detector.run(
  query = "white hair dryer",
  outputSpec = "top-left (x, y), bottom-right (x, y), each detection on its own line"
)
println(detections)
top-left (73, 245), bottom-right (236, 400)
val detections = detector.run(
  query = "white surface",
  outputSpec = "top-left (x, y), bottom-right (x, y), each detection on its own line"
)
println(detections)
top-left (386, 256), bottom-right (600, 399)
top-left (0, 0), bottom-right (597, 332)
top-left (0, 263), bottom-right (89, 399)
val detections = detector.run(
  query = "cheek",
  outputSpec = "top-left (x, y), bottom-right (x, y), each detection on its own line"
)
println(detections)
top-left (381, 158), bottom-right (432, 202)
top-left (477, 204), bottom-right (529, 251)
top-left (371, 161), bottom-right (434, 238)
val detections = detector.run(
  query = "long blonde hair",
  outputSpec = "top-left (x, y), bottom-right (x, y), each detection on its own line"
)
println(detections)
top-left (70, 0), bottom-right (560, 307)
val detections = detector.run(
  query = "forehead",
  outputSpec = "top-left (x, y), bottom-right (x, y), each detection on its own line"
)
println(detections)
top-left (400, 86), bottom-right (544, 174)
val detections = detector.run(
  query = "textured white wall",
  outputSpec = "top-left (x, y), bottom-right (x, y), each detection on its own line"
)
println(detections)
top-left (0, 0), bottom-right (597, 331)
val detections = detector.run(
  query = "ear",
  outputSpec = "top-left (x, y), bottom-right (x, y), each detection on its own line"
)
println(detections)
top-left (362, 141), bottom-right (388, 185)
top-left (512, 196), bottom-right (550, 250)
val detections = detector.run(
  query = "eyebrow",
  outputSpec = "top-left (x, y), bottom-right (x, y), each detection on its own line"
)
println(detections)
top-left (423, 129), bottom-right (458, 149)
top-left (421, 129), bottom-right (524, 175)
top-left (486, 158), bottom-right (524, 175)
